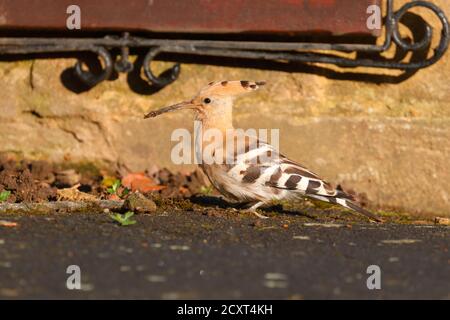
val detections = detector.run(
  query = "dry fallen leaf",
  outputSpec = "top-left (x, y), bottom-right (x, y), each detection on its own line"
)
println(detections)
top-left (57, 184), bottom-right (98, 202)
top-left (143, 185), bottom-right (167, 192)
top-left (435, 217), bottom-right (450, 226)
top-left (122, 172), bottom-right (165, 193)
top-left (0, 220), bottom-right (18, 227)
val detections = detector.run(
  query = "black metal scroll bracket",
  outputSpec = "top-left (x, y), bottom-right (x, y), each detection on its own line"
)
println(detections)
top-left (0, 0), bottom-right (448, 89)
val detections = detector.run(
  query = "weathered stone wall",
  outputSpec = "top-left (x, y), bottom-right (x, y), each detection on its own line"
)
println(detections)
top-left (0, 0), bottom-right (449, 215)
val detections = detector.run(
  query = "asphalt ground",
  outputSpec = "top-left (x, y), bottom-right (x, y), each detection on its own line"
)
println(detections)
top-left (0, 208), bottom-right (449, 299)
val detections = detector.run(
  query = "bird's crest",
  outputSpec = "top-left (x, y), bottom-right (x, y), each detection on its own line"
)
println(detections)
top-left (199, 80), bottom-right (266, 97)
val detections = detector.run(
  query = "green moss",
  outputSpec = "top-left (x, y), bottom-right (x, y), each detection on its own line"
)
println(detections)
top-left (151, 195), bottom-right (194, 211)
top-left (376, 210), bottom-right (416, 224)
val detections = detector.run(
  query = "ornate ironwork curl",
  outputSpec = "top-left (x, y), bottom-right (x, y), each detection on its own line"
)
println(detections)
top-left (0, 0), bottom-right (448, 89)
top-left (143, 46), bottom-right (181, 88)
top-left (74, 46), bottom-right (114, 87)
top-left (390, 0), bottom-right (449, 68)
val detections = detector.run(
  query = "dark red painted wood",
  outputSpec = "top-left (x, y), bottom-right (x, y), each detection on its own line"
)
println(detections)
top-left (0, 0), bottom-right (381, 35)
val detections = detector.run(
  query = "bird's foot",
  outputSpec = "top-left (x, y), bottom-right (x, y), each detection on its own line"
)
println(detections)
top-left (252, 211), bottom-right (269, 219)
top-left (241, 201), bottom-right (269, 219)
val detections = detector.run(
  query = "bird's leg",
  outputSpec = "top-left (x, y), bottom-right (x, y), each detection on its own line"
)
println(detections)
top-left (242, 201), bottom-right (269, 219)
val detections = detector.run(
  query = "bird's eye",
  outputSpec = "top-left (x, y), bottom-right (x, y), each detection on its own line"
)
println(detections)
top-left (203, 98), bottom-right (211, 104)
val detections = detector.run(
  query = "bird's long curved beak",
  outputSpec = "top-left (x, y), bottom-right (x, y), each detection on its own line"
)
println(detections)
top-left (144, 101), bottom-right (194, 119)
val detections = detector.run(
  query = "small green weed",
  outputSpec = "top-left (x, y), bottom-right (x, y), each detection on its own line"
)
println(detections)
top-left (0, 190), bottom-right (11, 202)
top-left (107, 179), bottom-right (130, 198)
top-left (110, 211), bottom-right (137, 226)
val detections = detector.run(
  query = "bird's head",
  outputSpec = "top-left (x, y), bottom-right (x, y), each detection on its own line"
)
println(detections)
top-left (144, 80), bottom-right (266, 119)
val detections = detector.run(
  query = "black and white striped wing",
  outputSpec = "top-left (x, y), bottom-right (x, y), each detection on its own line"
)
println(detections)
top-left (228, 139), bottom-right (345, 198)
top-left (226, 138), bottom-right (381, 221)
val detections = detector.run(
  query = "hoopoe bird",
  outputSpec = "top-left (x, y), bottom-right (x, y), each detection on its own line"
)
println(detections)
top-left (145, 80), bottom-right (381, 222)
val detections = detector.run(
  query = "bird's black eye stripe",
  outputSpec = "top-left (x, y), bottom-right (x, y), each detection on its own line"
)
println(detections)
top-left (203, 98), bottom-right (211, 104)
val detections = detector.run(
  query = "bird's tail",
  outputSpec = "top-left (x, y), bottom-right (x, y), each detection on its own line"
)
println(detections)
top-left (341, 199), bottom-right (383, 222)
top-left (309, 195), bottom-right (383, 223)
